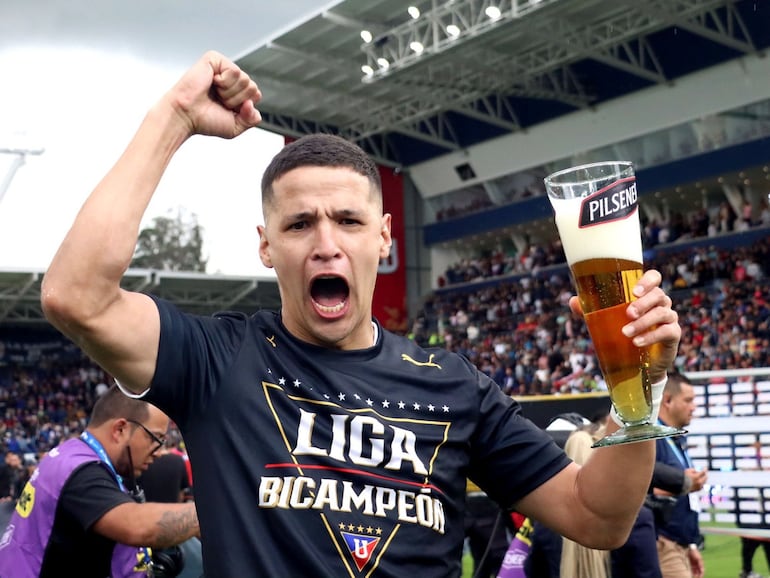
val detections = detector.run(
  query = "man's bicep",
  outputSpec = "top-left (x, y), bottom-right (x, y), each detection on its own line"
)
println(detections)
top-left (515, 462), bottom-right (582, 535)
top-left (60, 464), bottom-right (135, 532)
top-left (91, 502), bottom-right (146, 544)
top-left (78, 291), bottom-right (161, 394)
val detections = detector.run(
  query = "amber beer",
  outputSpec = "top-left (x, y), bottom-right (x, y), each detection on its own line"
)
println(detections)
top-left (571, 258), bottom-right (651, 424)
top-left (548, 162), bottom-right (651, 426)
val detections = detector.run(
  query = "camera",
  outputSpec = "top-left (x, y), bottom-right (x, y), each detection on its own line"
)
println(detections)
top-left (152, 546), bottom-right (185, 578)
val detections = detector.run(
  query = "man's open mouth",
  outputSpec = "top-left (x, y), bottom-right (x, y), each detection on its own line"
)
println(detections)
top-left (311, 276), bottom-right (349, 314)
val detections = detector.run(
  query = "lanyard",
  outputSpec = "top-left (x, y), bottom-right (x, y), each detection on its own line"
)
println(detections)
top-left (80, 431), bottom-right (126, 491)
top-left (657, 419), bottom-right (692, 469)
top-left (79, 431), bottom-right (153, 572)
top-left (664, 436), bottom-right (692, 469)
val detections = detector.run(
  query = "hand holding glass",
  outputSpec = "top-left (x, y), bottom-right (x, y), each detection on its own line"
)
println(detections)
top-left (544, 161), bottom-right (684, 447)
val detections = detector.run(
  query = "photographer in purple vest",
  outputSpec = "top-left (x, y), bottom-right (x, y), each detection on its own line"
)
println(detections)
top-left (0, 385), bottom-right (199, 578)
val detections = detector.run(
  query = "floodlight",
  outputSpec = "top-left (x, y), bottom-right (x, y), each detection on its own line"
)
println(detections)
top-left (485, 6), bottom-right (502, 20)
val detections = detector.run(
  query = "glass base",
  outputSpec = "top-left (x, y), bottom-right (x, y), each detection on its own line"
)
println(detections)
top-left (592, 423), bottom-right (686, 448)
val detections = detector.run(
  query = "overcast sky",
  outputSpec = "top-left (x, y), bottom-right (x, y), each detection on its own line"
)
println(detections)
top-left (0, 0), bottom-right (334, 276)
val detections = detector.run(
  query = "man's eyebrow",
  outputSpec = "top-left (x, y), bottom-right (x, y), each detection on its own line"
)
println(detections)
top-left (284, 208), bottom-right (364, 221)
top-left (332, 208), bottom-right (366, 218)
top-left (284, 210), bottom-right (316, 222)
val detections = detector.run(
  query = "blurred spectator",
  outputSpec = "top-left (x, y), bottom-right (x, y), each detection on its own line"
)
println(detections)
top-left (166, 427), bottom-right (193, 495)
top-left (0, 451), bottom-right (24, 500)
top-left (137, 443), bottom-right (191, 504)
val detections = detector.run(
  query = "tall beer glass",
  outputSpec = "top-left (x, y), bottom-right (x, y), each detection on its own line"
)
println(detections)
top-left (544, 161), bottom-right (683, 447)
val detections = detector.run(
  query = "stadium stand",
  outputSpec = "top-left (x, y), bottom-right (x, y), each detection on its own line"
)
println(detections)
top-left (2, 0), bottom-right (770, 569)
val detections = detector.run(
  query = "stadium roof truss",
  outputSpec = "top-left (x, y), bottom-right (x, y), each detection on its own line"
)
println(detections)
top-left (237, 0), bottom-right (768, 167)
top-left (0, 270), bottom-right (281, 326)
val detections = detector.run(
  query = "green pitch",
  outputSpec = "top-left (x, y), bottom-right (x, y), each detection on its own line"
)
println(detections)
top-left (461, 532), bottom-right (770, 578)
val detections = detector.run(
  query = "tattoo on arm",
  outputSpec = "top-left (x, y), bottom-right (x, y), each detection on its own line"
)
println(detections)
top-left (154, 503), bottom-right (199, 548)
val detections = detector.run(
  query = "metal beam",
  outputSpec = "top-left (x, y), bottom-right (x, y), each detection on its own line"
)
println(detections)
top-left (222, 280), bottom-right (258, 310)
top-left (450, 99), bottom-right (520, 132)
top-left (0, 273), bottom-right (38, 324)
top-left (530, 11), bottom-right (669, 83)
top-left (676, 4), bottom-right (756, 54)
top-left (392, 55), bottom-right (592, 109)
top-left (266, 42), bottom-right (362, 75)
top-left (259, 112), bottom-right (345, 138)
top-left (347, 59), bottom-right (592, 145)
top-left (345, 0), bottom-right (730, 140)
top-left (373, 74), bottom-right (522, 130)
top-left (392, 116), bottom-right (461, 151)
top-left (259, 112), bottom-right (402, 168)
top-left (322, 10), bottom-right (387, 36)
top-left (249, 71), bottom-right (381, 125)
top-left (590, 37), bottom-right (668, 84)
top-left (0, 146), bottom-right (45, 205)
top-left (361, 0), bottom-right (563, 79)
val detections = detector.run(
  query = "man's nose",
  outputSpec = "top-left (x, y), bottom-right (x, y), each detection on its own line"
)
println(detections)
top-left (312, 222), bottom-right (342, 260)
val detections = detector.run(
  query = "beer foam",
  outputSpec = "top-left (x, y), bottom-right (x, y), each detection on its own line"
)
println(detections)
top-left (550, 196), bottom-right (643, 265)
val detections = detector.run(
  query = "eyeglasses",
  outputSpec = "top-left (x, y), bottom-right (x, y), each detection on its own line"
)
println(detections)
top-left (127, 419), bottom-right (166, 453)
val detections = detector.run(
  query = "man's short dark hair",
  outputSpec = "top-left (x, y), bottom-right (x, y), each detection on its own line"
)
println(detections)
top-left (260, 133), bottom-right (381, 212)
top-left (665, 370), bottom-right (692, 397)
top-left (88, 384), bottom-right (150, 427)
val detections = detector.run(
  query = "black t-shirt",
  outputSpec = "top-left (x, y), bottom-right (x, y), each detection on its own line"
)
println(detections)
top-left (138, 452), bottom-right (190, 503)
top-left (0, 464), bottom-right (22, 499)
top-left (147, 301), bottom-right (570, 578)
top-left (39, 462), bottom-right (134, 578)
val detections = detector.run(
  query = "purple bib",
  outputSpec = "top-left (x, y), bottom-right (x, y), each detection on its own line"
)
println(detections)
top-left (0, 438), bottom-right (151, 577)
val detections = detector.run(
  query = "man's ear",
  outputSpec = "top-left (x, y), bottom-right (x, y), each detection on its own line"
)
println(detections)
top-left (379, 214), bottom-right (392, 260)
top-left (112, 418), bottom-right (128, 442)
top-left (258, 225), bottom-right (273, 268)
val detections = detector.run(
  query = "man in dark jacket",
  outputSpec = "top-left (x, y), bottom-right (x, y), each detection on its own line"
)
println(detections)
top-left (653, 372), bottom-right (706, 578)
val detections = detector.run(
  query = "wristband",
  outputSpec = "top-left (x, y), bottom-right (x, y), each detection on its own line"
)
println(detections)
top-left (648, 376), bottom-right (667, 423)
top-left (609, 376), bottom-right (668, 427)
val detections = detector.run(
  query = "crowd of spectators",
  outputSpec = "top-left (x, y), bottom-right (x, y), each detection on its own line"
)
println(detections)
top-left (435, 194), bottom-right (495, 222)
top-left (642, 199), bottom-right (770, 248)
top-left (0, 349), bottom-right (108, 463)
top-left (416, 235), bottom-right (770, 397)
top-left (0, 232), bottom-right (768, 462)
top-left (0, 343), bottom-right (181, 472)
top-left (439, 197), bottom-right (770, 288)
top-left (440, 240), bottom-right (566, 286)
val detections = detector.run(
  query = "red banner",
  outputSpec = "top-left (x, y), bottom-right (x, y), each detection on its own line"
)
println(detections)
top-left (374, 166), bottom-right (408, 334)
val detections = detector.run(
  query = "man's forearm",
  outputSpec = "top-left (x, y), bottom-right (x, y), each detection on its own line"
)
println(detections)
top-left (149, 502), bottom-right (200, 549)
top-left (577, 440), bottom-right (655, 525)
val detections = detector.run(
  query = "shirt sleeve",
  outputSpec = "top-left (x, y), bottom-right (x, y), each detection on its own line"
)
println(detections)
top-left (58, 463), bottom-right (134, 531)
top-left (146, 296), bottom-right (248, 429)
top-left (465, 359), bottom-right (571, 510)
